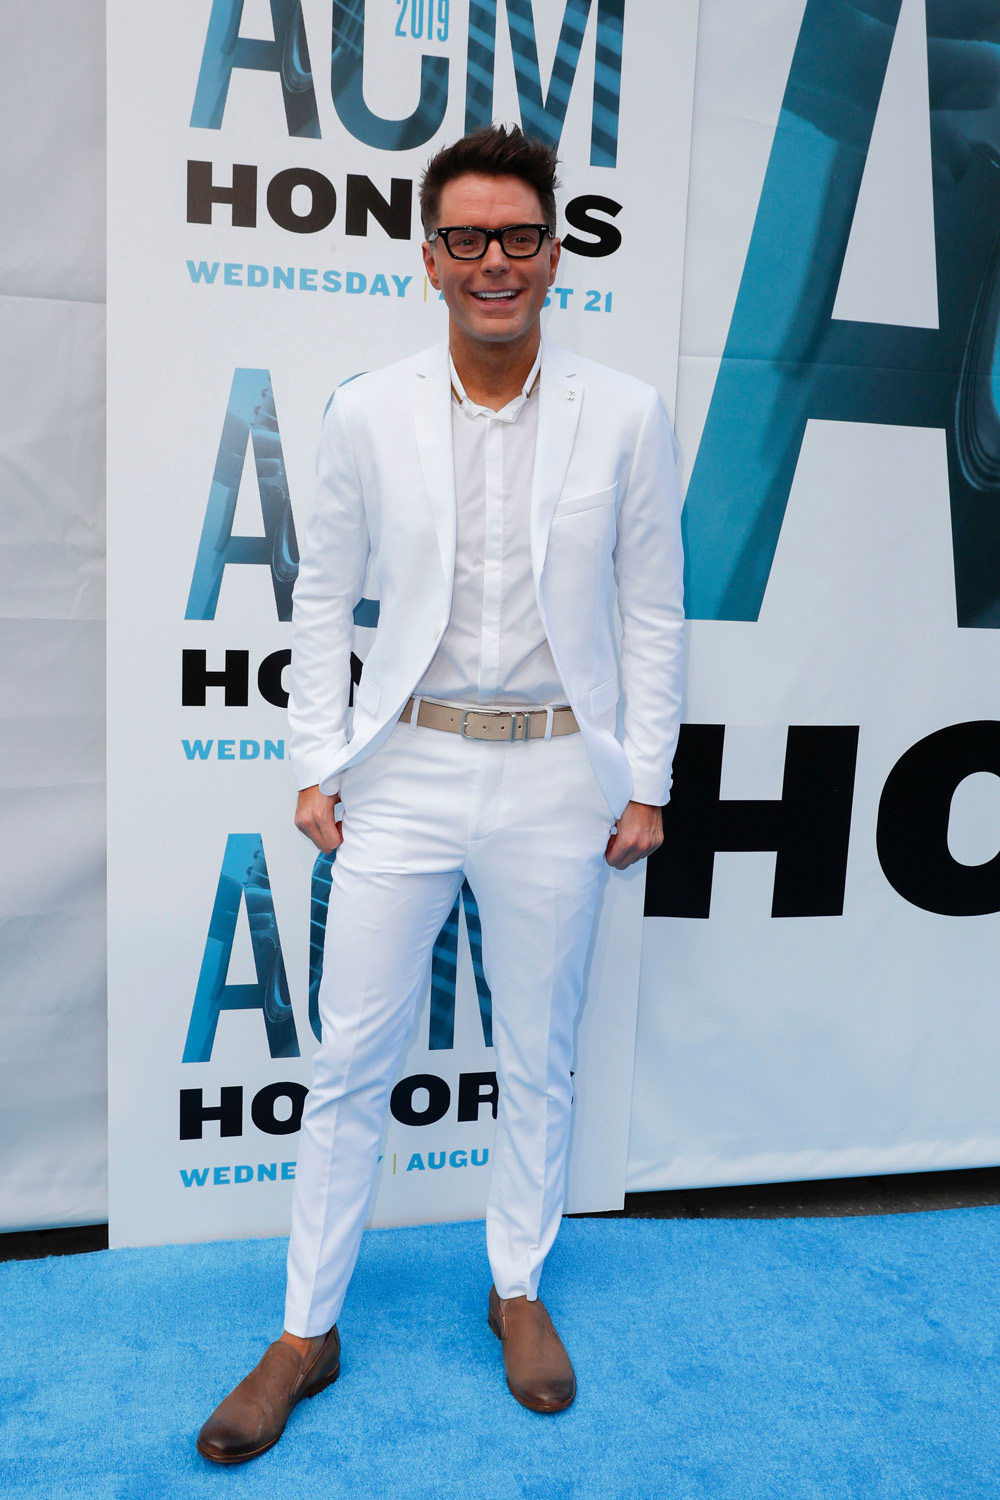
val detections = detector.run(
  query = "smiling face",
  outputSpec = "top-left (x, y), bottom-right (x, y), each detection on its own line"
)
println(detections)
top-left (421, 172), bottom-right (561, 355)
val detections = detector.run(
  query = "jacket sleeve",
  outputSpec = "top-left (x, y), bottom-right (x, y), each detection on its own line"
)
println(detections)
top-left (613, 386), bottom-right (686, 807)
top-left (288, 387), bottom-right (372, 791)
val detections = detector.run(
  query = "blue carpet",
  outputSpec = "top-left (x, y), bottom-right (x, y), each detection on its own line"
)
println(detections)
top-left (2, 1211), bottom-right (999, 1498)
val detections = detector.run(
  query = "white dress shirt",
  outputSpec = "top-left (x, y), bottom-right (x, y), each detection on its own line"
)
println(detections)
top-left (414, 347), bottom-right (566, 708)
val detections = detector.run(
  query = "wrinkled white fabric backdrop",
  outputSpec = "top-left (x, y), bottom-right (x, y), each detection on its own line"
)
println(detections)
top-left (0, 3), bottom-right (108, 1229)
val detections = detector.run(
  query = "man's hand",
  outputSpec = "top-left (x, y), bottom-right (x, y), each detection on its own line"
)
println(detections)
top-left (605, 800), bottom-right (663, 870)
top-left (294, 784), bottom-right (343, 854)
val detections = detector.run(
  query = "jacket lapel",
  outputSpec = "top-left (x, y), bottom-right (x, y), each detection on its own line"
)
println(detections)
top-left (411, 340), bottom-right (457, 588)
top-left (531, 339), bottom-right (583, 584)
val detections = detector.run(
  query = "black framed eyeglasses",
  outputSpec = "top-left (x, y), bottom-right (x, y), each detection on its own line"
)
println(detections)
top-left (427, 224), bottom-right (553, 260)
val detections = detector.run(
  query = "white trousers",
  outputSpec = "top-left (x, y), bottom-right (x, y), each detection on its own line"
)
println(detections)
top-left (284, 719), bottom-right (615, 1337)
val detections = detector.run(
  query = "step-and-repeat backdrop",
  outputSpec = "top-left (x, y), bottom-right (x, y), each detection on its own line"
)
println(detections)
top-left (106, 0), bottom-right (699, 1245)
top-left (108, 0), bottom-right (1000, 1248)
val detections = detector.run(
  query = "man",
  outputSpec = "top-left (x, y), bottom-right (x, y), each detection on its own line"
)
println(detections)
top-left (197, 123), bottom-right (684, 1463)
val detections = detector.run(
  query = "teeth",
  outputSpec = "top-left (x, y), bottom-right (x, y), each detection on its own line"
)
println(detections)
top-left (475, 290), bottom-right (517, 299)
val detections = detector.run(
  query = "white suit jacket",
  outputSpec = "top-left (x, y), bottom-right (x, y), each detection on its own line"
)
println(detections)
top-left (289, 336), bottom-right (685, 818)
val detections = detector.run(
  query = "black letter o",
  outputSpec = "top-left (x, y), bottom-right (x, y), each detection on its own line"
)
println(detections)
top-left (877, 721), bottom-right (1000, 915)
top-left (251, 1081), bottom-right (308, 1135)
top-left (267, 168), bottom-right (337, 234)
top-left (390, 1073), bottom-right (451, 1126)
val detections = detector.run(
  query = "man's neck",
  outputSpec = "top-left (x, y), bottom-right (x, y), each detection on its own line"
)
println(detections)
top-left (449, 324), bottom-right (541, 410)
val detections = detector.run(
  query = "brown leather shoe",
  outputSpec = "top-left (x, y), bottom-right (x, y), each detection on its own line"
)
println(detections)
top-left (488, 1286), bottom-right (576, 1413)
top-left (196, 1327), bottom-right (341, 1463)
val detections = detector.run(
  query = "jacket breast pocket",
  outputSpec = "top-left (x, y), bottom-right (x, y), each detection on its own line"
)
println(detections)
top-left (553, 481), bottom-right (618, 519)
top-left (354, 672), bottom-right (381, 716)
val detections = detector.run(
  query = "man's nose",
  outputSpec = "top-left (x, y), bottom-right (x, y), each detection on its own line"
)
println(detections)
top-left (481, 238), bottom-right (510, 271)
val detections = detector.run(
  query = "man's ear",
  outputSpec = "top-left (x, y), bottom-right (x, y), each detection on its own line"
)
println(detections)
top-left (421, 240), bottom-right (441, 290)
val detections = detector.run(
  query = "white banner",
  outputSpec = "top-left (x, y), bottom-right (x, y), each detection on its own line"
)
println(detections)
top-left (106, 0), bottom-right (700, 1246)
top-left (629, 0), bottom-right (1000, 1190)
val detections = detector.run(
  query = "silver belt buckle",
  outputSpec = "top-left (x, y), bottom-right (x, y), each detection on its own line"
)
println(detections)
top-left (460, 708), bottom-right (505, 739)
top-left (459, 708), bottom-right (532, 741)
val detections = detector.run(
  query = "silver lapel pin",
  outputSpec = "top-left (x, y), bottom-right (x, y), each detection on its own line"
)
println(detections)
top-left (567, 389), bottom-right (576, 400)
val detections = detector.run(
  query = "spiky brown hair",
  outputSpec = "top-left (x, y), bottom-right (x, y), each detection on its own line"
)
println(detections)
top-left (419, 123), bottom-right (560, 236)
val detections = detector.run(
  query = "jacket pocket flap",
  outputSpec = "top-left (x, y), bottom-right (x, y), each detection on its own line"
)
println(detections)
top-left (355, 673), bottom-right (381, 716)
top-left (589, 675), bottom-right (619, 717)
top-left (554, 481), bottom-right (618, 518)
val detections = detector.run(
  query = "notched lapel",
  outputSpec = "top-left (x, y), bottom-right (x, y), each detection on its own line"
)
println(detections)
top-left (411, 348), bottom-right (457, 588)
top-left (531, 351), bottom-right (583, 582)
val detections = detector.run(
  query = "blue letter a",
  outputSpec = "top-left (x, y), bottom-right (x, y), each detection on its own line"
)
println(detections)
top-left (186, 369), bottom-right (299, 621)
top-left (684, 0), bottom-right (1000, 628)
top-left (307, 849), bottom-right (336, 1042)
top-left (191, 0), bottom-right (320, 137)
top-left (183, 834), bottom-right (299, 1062)
top-left (428, 880), bottom-right (492, 1050)
top-left (307, 860), bottom-right (492, 1049)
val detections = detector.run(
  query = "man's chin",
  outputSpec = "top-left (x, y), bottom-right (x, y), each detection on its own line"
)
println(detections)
top-left (458, 313), bottom-right (538, 347)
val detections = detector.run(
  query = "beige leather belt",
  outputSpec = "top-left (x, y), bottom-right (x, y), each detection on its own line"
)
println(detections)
top-left (400, 697), bottom-right (579, 742)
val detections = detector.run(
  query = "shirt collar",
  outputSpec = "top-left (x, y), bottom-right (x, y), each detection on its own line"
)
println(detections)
top-left (449, 345), bottom-right (542, 422)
